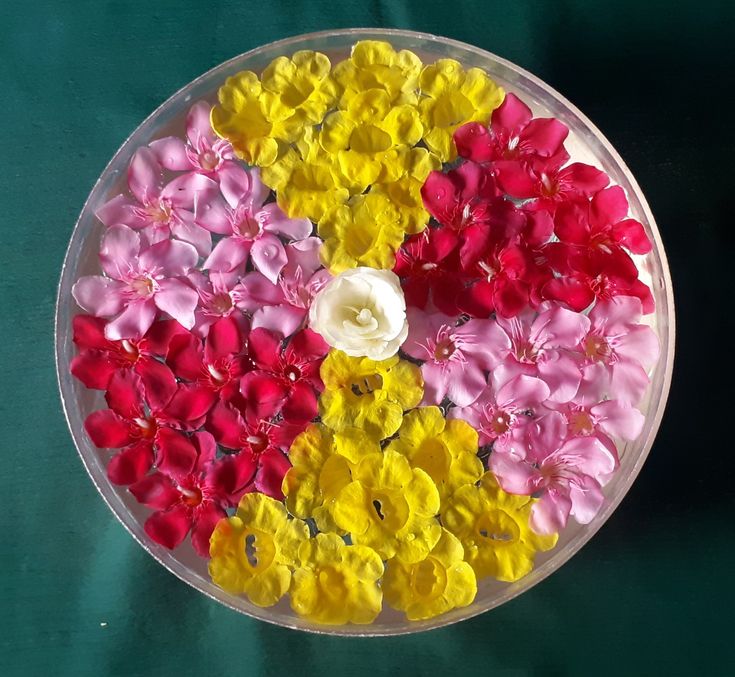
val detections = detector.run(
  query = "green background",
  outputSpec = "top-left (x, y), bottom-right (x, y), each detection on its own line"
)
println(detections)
top-left (1, 1), bottom-right (732, 675)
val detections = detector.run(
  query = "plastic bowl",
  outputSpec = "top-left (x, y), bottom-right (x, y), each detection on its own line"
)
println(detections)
top-left (55, 28), bottom-right (675, 636)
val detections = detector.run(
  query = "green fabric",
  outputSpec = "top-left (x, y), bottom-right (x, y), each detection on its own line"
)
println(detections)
top-left (1, 1), bottom-right (731, 674)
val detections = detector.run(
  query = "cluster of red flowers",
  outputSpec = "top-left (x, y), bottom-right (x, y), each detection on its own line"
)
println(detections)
top-left (72, 314), bottom-right (328, 556)
top-left (394, 93), bottom-right (653, 319)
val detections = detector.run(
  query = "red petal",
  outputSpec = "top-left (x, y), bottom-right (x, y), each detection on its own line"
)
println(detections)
top-left (163, 384), bottom-right (217, 422)
top-left (554, 202), bottom-right (590, 245)
top-left (459, 223), bottom-right (491, 270)
top-left (560, 163), bottom-right (609, 195)
top-left (282, 381), bottom-right (318, 422)
top-left (72, 315), bottom-right (110, 350)
top-left (144, 504), bottom-right (192, 550)
top-left (240, 371), bottom-right (288, 420)
top-left (403, 277), bottom-right (430, 309)
top-left (129, 472), bottom-right (180, 510)
top-left (85, 409), bottom-right (134, 448)
top-left (106, 441), bottom-right (154, 485)
top-left (523, 209), bottom-right (554, 247)
top-left (622, 278), bottom-right (655, 314)
top-left (461, 280), bottom-right (495, 317)
top-left (190, 501), bottom-right (227, 557)
top-left (491, 93), bottom-right (532, 136)
top-left (285, 328), bottom-right (328, 363)
top-left (135, 358), bottom-right (177, 411)
top-left (431, 274), bottom-right (464, 316)
top-left (421, 170), bottom-right (457, 225)
top-left (105, 370), bottom-right (144, 419)
top-left (543, 276), bottom-right (595, 311)
top-left (255, 448), bottom-right (291, 499)
top-left (207, 452), bottom-right (257, 504)
top-left (206, 401), bottom-right (245, 449)
top-left (453, 122), bottom-right (494, 162)
top-left (71, 351), bottom-right (118, 389)
top-left (590, 185), bottom-right (629, 228)
top-left (142, 319), bottom-right (190, 356)
top-left (520, 117), bottom-right (568, 157)
top-left (246, 328), bottom-right (282, 370)
top-left (494, 160), bottom-right (538, 198)
top-left (166, 333), bottom-right (204, 381)
top-left (205, 316), bottom-right (245, 362)
top-left (192, 431), bottom-right (218, 470)
top-left (455, 162), bottom-right (498, 202)
top-left (611, 218), bottom-right (652, 254)
top-left (493, 279), bottom-right (529, 318)
top-left (155, 428), bottom-right (198, 478)
top-left (271, 421), bottom-right (305, 450)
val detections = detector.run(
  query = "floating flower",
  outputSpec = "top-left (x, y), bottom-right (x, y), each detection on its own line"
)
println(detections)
top-left (240, 328), bottom-right (329, 423)
top-left (332, 40), bottom-right (422, 106)
top-left (129, 431), bottom-right (229, 557)
top-left (318, 351), bottom-right (423, 439)
top-left (383, 528), bottom-right (476, 620)
top-left (149, 101), bottom-right (237, 180)
top-left (309, 267), bottom-right (408, 361)
top-left (72, 225), bottom-right (200, 340)
top-left (332, 449), bottom-right (441, 563)
top-left (282, 424), bottom-right (381, 532)
top-left (418, 59), bottom-right (504, 162)
top-left (442, 472), bottom-right (557, 581)
top-left (211, 52), bottom-right (337, 167)
top-left (319, 191), bottom-right (406, 273)
top-left (96, 147), bottom-right (215, 257)
top-left (387, 407), bottom-right (482, 504)
top-left (208, 493), bottom-right (309, 606)
top-left (194, 164), bottom-right (312, 283)
top-left (290, 532), bottom-right (383, 625)
top-left (402, 308), bottom-right (510, 407)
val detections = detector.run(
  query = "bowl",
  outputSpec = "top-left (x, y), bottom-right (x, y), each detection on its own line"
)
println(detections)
top-left (55, 27), bottom-right (675, 636)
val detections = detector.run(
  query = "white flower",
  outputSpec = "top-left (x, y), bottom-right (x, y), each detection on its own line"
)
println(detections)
top-left (308, 267), bottom-right (408, 361)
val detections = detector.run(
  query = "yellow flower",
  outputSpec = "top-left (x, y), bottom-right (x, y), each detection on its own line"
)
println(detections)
top-left (418, 59), bottom-right (504, 162)
top-left (208, 493), bottom-right (309, 607)
top-left (387, 406), bottom-right (483, 505)
top-left (211, 51), bottom-right (336, 166)
top-left (332, 40), bottom-right (423, 107)
top-left (282, 423), bottom-right (381, 532)
top-left (372, 147), bottom-right (440, 234)
top-left (332, 449), bottom-right (441, 563)
top-left (383, 528), bottom-right (477, 620)
top-left (319, 350), bottom-right (423, 439)
top-left (442, 472), bottom-right (557, 582)
top-left (290, 533), bottom-right (383, 625)
top-left (319, 191), bottom-right (406, 273)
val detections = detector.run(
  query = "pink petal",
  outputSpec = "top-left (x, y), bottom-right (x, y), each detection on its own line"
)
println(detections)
top-left (155, 427), bottom-right (199, 478)
top-left (161, 173), bottom-right (219, 209)
top-left (99, 225), bottom-right (141, 279)
top-left (283, 237), bottom-right (323, 278)
top-left (72, 276), bottom-right (126, 317)
top-left (130, 472), bottom-right (180, 510)
top-left (589, 295), bottom-right (642, 333)
top-left (614, 325), bottom-right (660, 369)
top-left (251, 305), bottom-right (306, 338)
top-left (170, 219), bottom-right (212, 258)
top-left (154, 279), bottom-right (199, 330)
top-left (530, 490), bottom-right (572, 534)
top-left (609, 360), bottom-right (650, 405)
top-left (568, 475), bottom-right (605, 524)
top-left (84, 409), bottom-right (133, 448)
top-left (186, 101), bottom-right (216, 149)
top-left (489, 452), bottom-right (537, 495)
top-left (140, 238), bottom-right (198, 277)
top-left (537, 353), bottom-right (582, 403)
top-left (251, 233), bottom-right (287, 283)
top-left (204, 237), bottom-right (252, 272)
top-left (128, 147), bottom-right (163, 204)
top-left (190, 501), bottom-right (227, 558)
top-left (219, 164), bottom-right (265, 209)
top-left (497, 374), bottom-right (550, 409)
top-left (144, 504), bottom-right (192, 550)
top-left (420, 362), bottom-right (450, 406)
top-left (194, 193), bottom-right (234, 235)
top-left (446, 363), bottom-right (487, 407)
top-left (149, 136), bottom-right (192, 171)
top-left (532, 305), bottom-right (590, 350)
top-left (105, 299), bottom-right (158, 341)
top-left (555, 436), bottom-right (617, 480)
top-left (96, 195), bottom-right (148, 229)
top-left (260, 203), bottom-right (312, 239)
top-left (107, 442), bottom-right (154, 485)
top-left (591, 400), bottom-right (645, 441)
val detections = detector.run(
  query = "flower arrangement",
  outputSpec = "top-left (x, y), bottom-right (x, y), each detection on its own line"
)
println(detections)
top-left (70, 40), bottom-right (659, 626)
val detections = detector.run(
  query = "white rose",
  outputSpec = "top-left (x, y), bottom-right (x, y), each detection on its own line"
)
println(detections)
top-left (308, 267), bottom-right (408, 361)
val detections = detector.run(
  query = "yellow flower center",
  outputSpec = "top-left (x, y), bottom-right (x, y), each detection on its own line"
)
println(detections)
top-left (370, 489), bottom-right (409, 533)
top-left (240, 529), bottom-right (276, 573)
top-left (476, 509), bottom-right (520, 546)
top-left (411, 556), bottom-right (448, 599)
top-left (413, 438), bottom-right (452, 485)
top-left (431, 93), bottom-right (474, 128)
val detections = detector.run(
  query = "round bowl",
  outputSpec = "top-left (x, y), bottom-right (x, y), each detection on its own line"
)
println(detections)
top-left (55, 27), bottom-right (675, 636)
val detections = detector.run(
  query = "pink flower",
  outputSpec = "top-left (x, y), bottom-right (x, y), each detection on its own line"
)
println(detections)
top-left (72, 225), bottom-right (200, 340)
top-left (129, 431), bottom-right (232, 557)
top-left (206, 401), bottom-right (302, 499)
top-left (84, 370), bottom-right (216, 486)
top-left (454, 93), bottom-right (569, 166)
top-left (493, 304), bottom-right (590, 403)
top-left (402, 308), bottom-right (510, 407)
top-left (449, 374), bottom-right (550, 448)
top-left (149, 101), bottom-right (236, 180)
top-left (96, 147), bottom-right (216, 256)
top-left (71, 315), bottom-right (187, 397)
top-left (490, 423), bottom-right (618, 534)
top-left (574, 296), bottom-right (659, 405)
top-left (186, 270), bottom-right (248, 337)
top-left (240, 328), bottom-right (329, 423)
top-left (195, 164), bottom-right (312, 283)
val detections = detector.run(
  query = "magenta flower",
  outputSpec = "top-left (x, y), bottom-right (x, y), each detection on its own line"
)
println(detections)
top-left (449, 374), bottom-right (550, 449)
top-left (195, 164), bottom-right (312, 283)
top-left (149, 101), bottom-right (236, 180)
top-left (492, 304), bottom-right (590, 403)
top-left (402, 308), bottom-right (510, 407)
top-left (72, 225), bottom-right (200, 340)
top-left (574, 296), bottom-right (659, 405)
top-left (96, 147), bottom-right (216, 257)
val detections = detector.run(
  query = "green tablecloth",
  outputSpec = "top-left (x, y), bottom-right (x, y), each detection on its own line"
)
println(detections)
top-left (2, 1), bottom-right (732, 674)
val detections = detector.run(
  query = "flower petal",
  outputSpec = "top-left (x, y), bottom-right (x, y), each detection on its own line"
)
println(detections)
top-left (128, 147), bottom-right (163, 204)
top-left (240, 371), bottom-right (288, 420)
top-left (84, 409), bottom-right (134, 448)
top-left (203, 237), bottom-right (252, 272)
top-left (164, 383), bottom-right (217, 422)
top-left (282, 381), bottom-right (318, 422)
top-left (140, 238), bottom-right (198, 277)
top-left (129, 472), bottom-right (180, 510)
top-left (135, 357), bottom-right (178, 412)
top-left (149, 136), bottom-right (192, 171)
top-left (156, 427), bottom-right (199, 478)
top-left (105, 299), bottom-right (158, 341)
top-left (190, 501), bottom-right (227, 557)
top-left (255, 448), bottom-right (291, 499)
top-left (260, 203), bottom-right (312, 240)
top-left (250, 233), bottom-right (288, 283)
top-left (71, 351), bottom-right (118, 390)
top-left (106, 442), bottom-right (155, 485)
top-left (72, 276), bottom-right (126, 317)
top-left (206, 401), bottom-right (245, 449)
top-left (144, 504), bottom-right (192, 550)
top-left (105, 369), bottom-right (144, 419)
top-left (154, 279), bottom-right (199, 330)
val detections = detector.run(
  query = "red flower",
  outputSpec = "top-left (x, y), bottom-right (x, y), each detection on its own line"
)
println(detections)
top-left (166, 315), bottom-right (250, 406)
top-left (71, 316), bottom-right (187, 408)
top-left (239, 328), bottom-right (328, 423)
top-left (129, 431), bottom-right (231, 557)
top-left (454, 93), bottom-right (569, 166)
top-left (84, 370), bottom-right (215, 485)
top-left (206, 400), bottom-right (302, 499)
top-left (393, 227), bottom-right (466, 315)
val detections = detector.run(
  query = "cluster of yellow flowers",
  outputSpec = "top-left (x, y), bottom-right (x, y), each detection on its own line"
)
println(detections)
top-left (209, 350), bottom-right (557, 625)
top-left (211, 41), bottom-right (504, 273)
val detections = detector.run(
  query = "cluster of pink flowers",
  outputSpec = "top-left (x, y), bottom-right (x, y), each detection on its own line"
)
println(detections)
top-left (396, 95), bottom-right (659, 534)
top-left (71, 102), bottom-right (330, 556)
